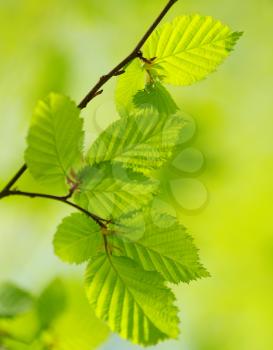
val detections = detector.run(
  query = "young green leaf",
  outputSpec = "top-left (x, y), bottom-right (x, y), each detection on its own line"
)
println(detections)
top-left (87, 110), bottom-right (184, 175)
top-left (109, 211), bottom-right (209, 284)
top-left (133, 81), bottom-right (179, 116)
top-left (74, 163), bottom-right (158, 219)
top-left (115, 59), bottom-right (146, 117)
top-left (53, 213), bottom-right (103, 264)
top-left (85, 254), bottom-right (179, 346)
top-left (25, 93), bottom-right (84, 191)
top-left (143, 15), bottom-right (242, 85)
top-left (0, 283), bottom-right (34, 318)
top-left (36, 279), bottom-right (67, 330)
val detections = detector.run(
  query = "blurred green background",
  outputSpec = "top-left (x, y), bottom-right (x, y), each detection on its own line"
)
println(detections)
top-left (0, 0), bottom-right (272, 349)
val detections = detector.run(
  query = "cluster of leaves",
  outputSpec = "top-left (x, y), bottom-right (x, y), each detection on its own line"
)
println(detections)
top-left (0, 280), bottom-right (109, 350)
top-left (17, 14), bottom-right (241, 346)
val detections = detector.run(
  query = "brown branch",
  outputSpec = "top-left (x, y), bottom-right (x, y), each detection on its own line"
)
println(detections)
top-left (78, 0), bottom-right (178, 109)
top-left (1, 190), bottom-right (108, 228)
top-left (1, 164), bottom-right (27, 193)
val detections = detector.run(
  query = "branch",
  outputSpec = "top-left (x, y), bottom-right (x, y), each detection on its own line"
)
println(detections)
top-left (0, 0), bottom-right (178, 217)
top-left (133, 0), bottom-right (178, 53)
top-left (78, 0), bottom-right (178, 109)
top-left (1, 190), bottom-right (109, 228)
top-left (1, 164), bottom-right (27, 193)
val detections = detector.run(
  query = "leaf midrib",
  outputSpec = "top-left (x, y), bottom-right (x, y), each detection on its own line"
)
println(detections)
top-left (107, 256), bottom-right (167, 338)
top-left (154, 33), bottom-right (233, 63)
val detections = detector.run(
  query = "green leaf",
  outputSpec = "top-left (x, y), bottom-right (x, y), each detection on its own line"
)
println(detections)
top-left (143, 15), bottom-right (243, 86)
top-left (74, 163), bottom-right (158, 219)
top-left (109, 211), bottom-right (209, 284)
top-left (85, 254), bottom-right (179, 346)
top-left (87, 110), bottom-right (184, 175)
top-left (53, 213), bottom-right (103, 264)
top-left (0, 283), bottom-right (34, 318)
top-left (133, 82), bottom-right (179, 116)
top-left (36, 279), bottom-right (67, 330)
top-left (115, 59), bottom-right (146, 117)
top-left (25, 93), bottom-right (84, 191)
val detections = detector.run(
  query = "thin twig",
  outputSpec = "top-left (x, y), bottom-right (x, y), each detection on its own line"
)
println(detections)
top-left (132, 0), bottom-right (178, 53)
top-left (2, 190), bottom-right (108, 228)
top-left (1, 164), bottom-right (27, 193)
top-left (78, 0), bottom-right (178, 109)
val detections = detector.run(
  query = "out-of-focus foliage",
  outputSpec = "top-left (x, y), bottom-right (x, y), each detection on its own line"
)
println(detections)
top-left (0, 0), bottom-right (272, 350)
top-left (0, 279), bottom-right (109, 350)
top-left (0, 283), bottom-right (34, 319)
top-left (36, 279), bottom-right (67, 330)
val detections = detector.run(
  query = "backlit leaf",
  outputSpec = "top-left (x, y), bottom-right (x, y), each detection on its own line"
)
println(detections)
top-left (115, 59), bottom-right (146, 117)
top-left (36, 279), bottom-right (66, 329)
top-left (133, 82), bottom-right (179, 116)
top-left (87, 110), bottom-right (184, 175)
top-left (110, 211), bottom-right (209, 284)
top-left (85, 254), bottom-right (179, 345)
top-left (74, 163), bottom-right (158, 219)
top-left (53, 213), bottom-right (103, 264)
top-left (25, 93), bottom-right (84, 192)
top-left (143, 15), bottom-right (242, 85)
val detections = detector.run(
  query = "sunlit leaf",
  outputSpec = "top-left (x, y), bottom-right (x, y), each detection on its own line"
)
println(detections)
top-left (87, 110), bottom-right (184, 175)
top-left (85, 254), bottom-right (179, 345)
top-left (115, 59), bottom-right (146, 117)
top-left (25, 93), bottom-right (84, 191)
top-left (74, 163), bottom-right (158, 219)
top-left (110, 211), bottom-right (209, 283)
top-left (143, 15), bottom-right (242, 85)
top-left (133, 82), bottom-right (178, 116)
top-left (53, 213), bottom-right (103, 264)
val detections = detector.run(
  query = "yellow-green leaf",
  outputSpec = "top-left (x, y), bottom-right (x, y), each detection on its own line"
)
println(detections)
top-left (85, 254), bottom-right (179, 346)
top-left (143, 15), bottom-right (242, 85)
top-left (115, 59), bottom-right (146, 117)
top-left (53, 213), bottom-right (103, 264)
top-left (25, 93), bottom-right (84, 192)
